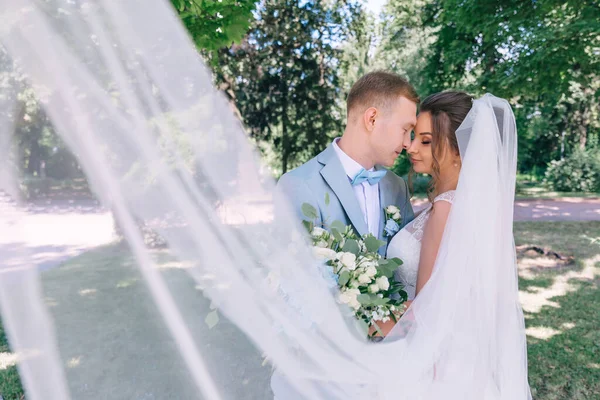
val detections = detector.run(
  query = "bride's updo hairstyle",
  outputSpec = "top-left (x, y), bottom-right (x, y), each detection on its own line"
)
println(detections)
top-left (415, 91), bottom-right (473, 202)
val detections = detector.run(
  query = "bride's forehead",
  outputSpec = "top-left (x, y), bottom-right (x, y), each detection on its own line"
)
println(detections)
top-left (415, 112), bottom-right (432, 130)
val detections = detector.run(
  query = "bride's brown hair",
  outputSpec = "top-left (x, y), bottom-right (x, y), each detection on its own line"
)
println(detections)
top-left (411, 91), bottom-right (473, 202)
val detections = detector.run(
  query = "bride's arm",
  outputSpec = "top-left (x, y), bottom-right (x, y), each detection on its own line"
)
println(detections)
top-left (415, 201), bottom-right (452, 296)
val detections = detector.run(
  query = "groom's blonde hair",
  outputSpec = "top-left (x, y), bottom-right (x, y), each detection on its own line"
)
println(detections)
top-left (347, 71), bottom-right (419, 118)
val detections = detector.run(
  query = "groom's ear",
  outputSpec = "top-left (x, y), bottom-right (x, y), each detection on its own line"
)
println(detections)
top-left (364, 107), bottom-right (378, 132)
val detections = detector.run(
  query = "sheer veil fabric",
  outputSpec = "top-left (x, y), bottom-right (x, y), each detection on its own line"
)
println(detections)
top-left (0, 1), bottom-right (530, 399)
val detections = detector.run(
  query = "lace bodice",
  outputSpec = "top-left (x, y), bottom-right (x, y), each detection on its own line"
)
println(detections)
top-left (386, 191), bottom-right (455, 300)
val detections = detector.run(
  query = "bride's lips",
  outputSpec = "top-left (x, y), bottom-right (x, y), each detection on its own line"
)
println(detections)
top-left (410, 158), bottom-right (421, 164)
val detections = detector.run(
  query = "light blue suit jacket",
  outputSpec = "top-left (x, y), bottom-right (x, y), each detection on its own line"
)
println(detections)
top-left (276, 144), bottom-right (414, 254)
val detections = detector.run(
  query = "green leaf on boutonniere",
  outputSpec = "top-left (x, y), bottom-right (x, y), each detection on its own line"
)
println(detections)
top-left (301, 203), bottom-right (318, 220)
top-left (342, 239), bottom-right (360, 255)
top-left (324, 192), bottom-right (330, 206)
top-left (364, 235), bottom-right (386, 253)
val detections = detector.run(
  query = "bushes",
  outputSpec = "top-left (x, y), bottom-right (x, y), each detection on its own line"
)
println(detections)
top-left (543, 149), bottom-right (600, 193)
top-left (19, 176), bottom-right (55, 200)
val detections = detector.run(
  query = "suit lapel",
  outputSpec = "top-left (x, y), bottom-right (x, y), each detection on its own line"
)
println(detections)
top-left (318, 146), bottom-right (368, 237)
top-left (378, 169), bottom-right (392, 242)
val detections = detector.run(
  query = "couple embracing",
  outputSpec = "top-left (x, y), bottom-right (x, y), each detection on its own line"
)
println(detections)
top-left (274, 71), bottom-right (531, 399)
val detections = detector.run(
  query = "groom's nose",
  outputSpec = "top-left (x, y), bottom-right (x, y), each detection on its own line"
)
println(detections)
top-left (402, 132), bottom-right (411, 150)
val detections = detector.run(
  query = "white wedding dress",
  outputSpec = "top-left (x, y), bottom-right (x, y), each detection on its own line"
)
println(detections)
top-left (386, 190), bottom-right (456, 300)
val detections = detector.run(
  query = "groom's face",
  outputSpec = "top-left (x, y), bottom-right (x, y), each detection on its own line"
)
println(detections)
top-left (369, 96), bottom-right (417, 167)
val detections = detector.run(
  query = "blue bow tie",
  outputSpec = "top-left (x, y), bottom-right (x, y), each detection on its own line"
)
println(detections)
top-left (351, 168), bottom-right (387, 186)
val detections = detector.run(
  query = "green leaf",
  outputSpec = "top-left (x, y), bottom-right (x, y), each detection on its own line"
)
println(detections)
top-left (301, 203), bottom-right (318, 220)
top-left (338, 270), bottom-right (351, 286)
top-left (371, 322), bottom-right (383, 337)
top-left (331, 228), bottom-right (344, 242)
top-left (364, 235), bottom-right (386, 253)
top-left (387, 257), bottom-right (403, 267)
top-left (342, 239), bottom-right (360, 255)
top-left (372, 296), bottom-right (390, 306)
top-left (330, 220), bottom-right (346, 233)
top-left (324, 192), bottom-right (330, 206)
top-left (357, 293), bottom-right (372, 305)
top-left (205, 310), bottom-right (219, 329)
top-left (302, 220), bottom-right (314, 233)
top-left (357, 319), bottom-right (369, 335)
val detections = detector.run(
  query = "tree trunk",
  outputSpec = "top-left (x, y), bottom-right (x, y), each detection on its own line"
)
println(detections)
top-left (281, 86), bottom-right (289, 174)
top-left (27, 135), bottom-right (41, 176)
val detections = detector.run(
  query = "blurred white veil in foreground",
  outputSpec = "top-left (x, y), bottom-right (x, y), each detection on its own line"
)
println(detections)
top-left (0, 1), bottom-right (530, 399)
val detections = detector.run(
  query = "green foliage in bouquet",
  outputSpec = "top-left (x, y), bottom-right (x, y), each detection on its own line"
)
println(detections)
top-left (301, 201), bottom-right (407, 337)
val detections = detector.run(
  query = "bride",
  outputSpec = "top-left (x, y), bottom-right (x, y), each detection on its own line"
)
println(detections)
top-left (387, 91), bottom-right (471, 304)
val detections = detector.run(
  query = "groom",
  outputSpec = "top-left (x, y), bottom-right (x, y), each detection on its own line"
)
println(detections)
top-left (276, 71), bottom-right (417, 254)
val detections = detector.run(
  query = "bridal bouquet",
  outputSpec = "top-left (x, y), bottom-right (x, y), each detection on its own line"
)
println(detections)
top-left (302, 203), bottom-right (408, 336)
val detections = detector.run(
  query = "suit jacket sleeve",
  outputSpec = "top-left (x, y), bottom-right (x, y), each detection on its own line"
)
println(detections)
top-left (275, 173), bottom-right (322, 227)
top-left (399, 178), bottom-right (415, 228)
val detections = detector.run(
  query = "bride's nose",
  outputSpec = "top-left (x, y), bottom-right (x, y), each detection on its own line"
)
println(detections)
top-left (407, 140), bottom-right (418, 154)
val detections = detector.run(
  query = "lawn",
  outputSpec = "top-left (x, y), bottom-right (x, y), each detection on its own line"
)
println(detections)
top-left (1, 222), bottom-right (599, 399)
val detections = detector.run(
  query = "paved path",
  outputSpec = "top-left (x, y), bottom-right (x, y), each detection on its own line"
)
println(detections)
top-left (3, 198), bottom-right (115, 271)
top-left (3, 196), bottom-right (599, 271)
top-left (413, 197), bottom-right (600, 222)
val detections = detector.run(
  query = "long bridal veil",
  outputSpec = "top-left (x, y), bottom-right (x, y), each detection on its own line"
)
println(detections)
top-left (0, 1), bottom-right (530, 399)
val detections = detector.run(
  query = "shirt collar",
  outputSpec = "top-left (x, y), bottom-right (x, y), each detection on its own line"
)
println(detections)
top-left (331, 138), bottom-right (373, 180)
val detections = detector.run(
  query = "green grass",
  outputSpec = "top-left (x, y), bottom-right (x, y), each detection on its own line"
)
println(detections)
top-left (1, 222), bottom-right (599, 399)
top-left (515, 222), bottom-right (600, 399)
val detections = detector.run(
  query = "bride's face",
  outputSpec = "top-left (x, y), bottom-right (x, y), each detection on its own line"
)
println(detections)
top-left (408, 111), bottom-right (459, 175)
top-left (408, 112), bottom-right (434, 174)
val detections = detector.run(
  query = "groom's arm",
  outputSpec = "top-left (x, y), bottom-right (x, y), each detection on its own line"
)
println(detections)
top-left (274, 173), bottom-right (322, 227)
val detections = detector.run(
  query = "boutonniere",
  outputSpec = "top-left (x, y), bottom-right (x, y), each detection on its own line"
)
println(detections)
top-left (383, 205), bottom-right (402, 237)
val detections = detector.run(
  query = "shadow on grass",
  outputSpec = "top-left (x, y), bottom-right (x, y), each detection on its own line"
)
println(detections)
top-left (525, 277), bottom-right (600, 400)
top-left (1, 243), bottom-right (272, 400)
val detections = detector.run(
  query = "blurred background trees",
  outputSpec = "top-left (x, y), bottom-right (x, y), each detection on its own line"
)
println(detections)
top-left (8, 0), bottom-right (600, 194)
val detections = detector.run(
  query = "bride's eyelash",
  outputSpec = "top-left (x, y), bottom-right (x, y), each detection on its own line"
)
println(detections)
top-left (422, 140), bottom-right (431, 145)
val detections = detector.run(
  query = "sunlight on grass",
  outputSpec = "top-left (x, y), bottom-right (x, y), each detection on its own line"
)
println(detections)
top-left (0, 353), bottom-right (18, 370)
top-left (519, 255), bottom-right (600, 313)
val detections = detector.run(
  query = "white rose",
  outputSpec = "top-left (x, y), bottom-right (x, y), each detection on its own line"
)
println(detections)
top-left (313, 247), bottom-right (337, 261)
top-left (375, 276), bottom-right (390, 291)
top-left (349, 280), bottom-right (360, 289)
top-left (365, 266), bottom-right (377, 278)
top-left (393, 212), bottom-right (401, 220)
top-left (386, 205), bottom-right (399, 214)
top-left (338, 292), bottom-right (351, 305)
top-left (358, 273), bottom-right (371, 284)
top-left (361, 259), bottom-right (377, 269)
top-left (311, 227), bottom-right (327, 238)
top-left (339, 252), bottom-right (357, 270)
top-left (368, 283), bottom-right (380, 293)
top-left (315, 240), bottom-right (328, 248)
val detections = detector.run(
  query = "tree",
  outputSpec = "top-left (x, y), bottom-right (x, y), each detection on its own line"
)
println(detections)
top-left (379, 0), bottom-right (600, 173)
top-left (215, 0), bottom-right (359, 175)
top-left (170, 0), bottom-right (257, 59)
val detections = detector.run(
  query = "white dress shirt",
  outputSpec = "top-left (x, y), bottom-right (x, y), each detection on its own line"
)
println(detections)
top-left (332, 138), bottom-right (381, 237)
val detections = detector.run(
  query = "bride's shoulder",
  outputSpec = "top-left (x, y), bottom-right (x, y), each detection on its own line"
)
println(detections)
top-left (433, 190), bottom-right (456, 205)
